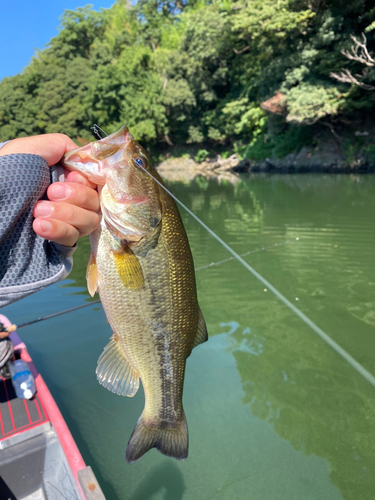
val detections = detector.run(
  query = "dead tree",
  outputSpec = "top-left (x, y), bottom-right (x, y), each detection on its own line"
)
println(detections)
top-left (330, 33), bottom-right (375, 91)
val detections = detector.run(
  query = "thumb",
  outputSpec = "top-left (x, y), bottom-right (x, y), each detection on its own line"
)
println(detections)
top-left (0, 133), bottom-right (78, 166)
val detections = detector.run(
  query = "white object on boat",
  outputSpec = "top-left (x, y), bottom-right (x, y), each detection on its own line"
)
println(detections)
top-left (9, 358), bottom-right (36, 399)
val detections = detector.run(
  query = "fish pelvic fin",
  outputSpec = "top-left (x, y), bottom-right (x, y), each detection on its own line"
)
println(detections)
top-left (193, 306), bottom-right (208, 349)
top-left (125, 412), bottom-right (189, 463)
top-left (96, 335), bottom-right (139, 397)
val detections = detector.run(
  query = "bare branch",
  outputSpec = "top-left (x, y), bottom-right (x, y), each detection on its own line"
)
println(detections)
top-left (341, 33), bottom-right (374, 67)
top-left (233, 46), bottom-right (250, 55)
top-left (330, 68), bottom-right (375, 91)
top-left (330, 33), bottom-right (375, 91)
top-left (307, 0), bottom-right (321, 13)
top-left (164, 134), bottom-right (173, 146)
top-left (320, 121), bottom-right (342, 144)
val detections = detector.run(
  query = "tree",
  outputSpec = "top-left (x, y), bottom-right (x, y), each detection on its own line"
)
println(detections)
top-left (330, 33), bottom-right (375, 91)
top-left (0, 0), bottom-right (374, 159)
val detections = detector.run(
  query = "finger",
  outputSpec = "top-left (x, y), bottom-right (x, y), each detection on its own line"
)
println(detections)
top-left (47, 182), bottom-right (100, 212)
top-left (33, 218), bottom-right (80, 247)
top-left (66, 171), bottom-right (97, 189)
top-left (0, 134), bottom-right (78, 166)
top-left (33, 201), bottom-right (100, 238)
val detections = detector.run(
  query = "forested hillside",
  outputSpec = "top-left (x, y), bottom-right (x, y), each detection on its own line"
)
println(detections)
top-left (0, 0), bottom-right (374, 166)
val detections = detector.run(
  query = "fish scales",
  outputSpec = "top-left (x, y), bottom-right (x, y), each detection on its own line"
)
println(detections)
top-left (91, 196), bottom-right (198, 421)
top-left (62, 126), bottom-right (207, 462)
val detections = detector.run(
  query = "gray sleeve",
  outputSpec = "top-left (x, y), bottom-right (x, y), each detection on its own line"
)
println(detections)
top-left (0, 154), bottom-right (76, 307)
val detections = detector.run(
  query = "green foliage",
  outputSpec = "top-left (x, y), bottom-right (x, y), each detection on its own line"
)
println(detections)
top-left (365, 144), bottom-right (375, 161)
top-left (342, 135), bottom-right (374, 167)
top-left (221, 99), bottom-right (267, 137)
top-left (286, 82), bottom-right (343, 125)
top-left (0, 0), bottom-right (374, 160)
top-left (188, 126), bottom-right (204, 144)
top-left (194, 149), bottom-right (209, 162)
top-left (240, 125), bottom-right (315, 161)
top-left (232, 0), bottom-right (315, 45)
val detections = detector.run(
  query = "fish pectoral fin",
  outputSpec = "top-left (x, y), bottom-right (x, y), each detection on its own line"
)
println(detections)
top-left (86, 252), bottom-right (99, 297)
top-left (193, 306), bottom-right (208, 349)
top-left (96, 335), bottom-right (140, 397)
top-left (112, 245), bottom-right (144, 290)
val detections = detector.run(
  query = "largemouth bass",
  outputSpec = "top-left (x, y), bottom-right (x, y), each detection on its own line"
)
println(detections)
top-left (62, 126), bottom-right (207, 462)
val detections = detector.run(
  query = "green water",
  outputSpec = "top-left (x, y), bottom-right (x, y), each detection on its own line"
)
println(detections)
top-left (3, 173), bottom-right (375, 500)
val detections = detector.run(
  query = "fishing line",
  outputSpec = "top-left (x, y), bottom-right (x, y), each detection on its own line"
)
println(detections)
top-left (16, 242), bottom-right (293, 327)
top-left (194, 240), bottom-right (296, 271)
top-left (138, 165), bottom-right (375, 389)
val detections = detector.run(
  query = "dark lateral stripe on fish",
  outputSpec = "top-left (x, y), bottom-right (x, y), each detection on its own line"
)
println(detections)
top-left (159, 375), bottom-right (180, 422)
top-left (156, 343), bottom-right (186, 422)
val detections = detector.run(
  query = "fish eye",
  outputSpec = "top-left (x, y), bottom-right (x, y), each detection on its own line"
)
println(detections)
top-left (134, 156), bottom-right (145, 168)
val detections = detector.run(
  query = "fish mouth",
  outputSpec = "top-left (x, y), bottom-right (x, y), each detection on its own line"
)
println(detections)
top-left (63, 149), bottom-right (105, 176)
top-left (62, 127), bottom-right (139, 185)
top-left (64, 149), bottom-right (98, 167)
top-left (62, 149), bottom-right (108, 185)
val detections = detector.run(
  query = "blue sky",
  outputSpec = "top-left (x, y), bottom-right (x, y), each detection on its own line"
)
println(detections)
top-left (0, 1), bottom-right (115, 81)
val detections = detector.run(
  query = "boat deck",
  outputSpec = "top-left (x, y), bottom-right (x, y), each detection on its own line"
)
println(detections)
top-left (0, 314), bottom-right (105, 500)
top-left (0, 376), bottom-right (50, 450)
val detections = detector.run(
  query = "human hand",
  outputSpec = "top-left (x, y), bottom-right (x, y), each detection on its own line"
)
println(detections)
top-left (0, 134), bottom-right (100, 247)
top-left (0, 324), bottom-right (16, 339)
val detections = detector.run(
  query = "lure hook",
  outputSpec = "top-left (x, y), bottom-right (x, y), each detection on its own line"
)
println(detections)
top-left (91, 124), bottom-right (109, 140)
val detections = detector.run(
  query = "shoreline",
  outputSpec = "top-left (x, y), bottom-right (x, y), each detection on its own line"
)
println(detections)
top-left (156, 152), bottom-right (375, 183)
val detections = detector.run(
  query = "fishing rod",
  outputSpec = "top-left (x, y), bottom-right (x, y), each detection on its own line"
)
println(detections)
top-left (17, 300), bottom-right (101, 329)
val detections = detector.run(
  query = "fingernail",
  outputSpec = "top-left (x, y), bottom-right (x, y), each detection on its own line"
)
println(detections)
top-left (50, 183), bottom-right (70, 199)
top-left (39, 219), bottom-right (52, 232)
top-left (35, 201), bottom-right (52, 216)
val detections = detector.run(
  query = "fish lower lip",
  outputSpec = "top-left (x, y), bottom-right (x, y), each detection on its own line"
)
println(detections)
top-left (63, 159), bottom-right (99, 173)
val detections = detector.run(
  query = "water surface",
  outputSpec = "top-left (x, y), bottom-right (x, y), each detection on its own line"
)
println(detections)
top-left (3, 173), bottom-right (375, 500)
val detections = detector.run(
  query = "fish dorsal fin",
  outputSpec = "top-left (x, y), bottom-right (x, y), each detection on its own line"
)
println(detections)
top-left (86, 252), bottom-right (99, 297)
top-left (113, 245), bottom-right (144, 290)
top-left (96, 335), bottom-right (140, 397)
top-left (193, 307), bottom-right (208, 348)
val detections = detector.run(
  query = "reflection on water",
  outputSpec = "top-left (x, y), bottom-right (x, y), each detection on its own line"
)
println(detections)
top-left (3, 174), bottom-right (375, 500)
top-left (225, 315), bottom-right (375, 500)
top-left (130, 463), bottom-right (185, 500)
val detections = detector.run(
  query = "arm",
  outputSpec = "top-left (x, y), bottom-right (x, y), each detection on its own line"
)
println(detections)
top-left (0, 134), bottom-right (100, 307)
top-left (0, 134), bottom-right (100, 247)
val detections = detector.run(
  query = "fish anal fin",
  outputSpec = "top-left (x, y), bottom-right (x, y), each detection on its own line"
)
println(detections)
top-left (126, 412), bottom-right (188, 463)
top-left (96, 335), bottom-right (140, 397)
top-left (193, 306), bottom-right (208, 349)
top-left (112, 245), bottom-right (144, 290)
top-left (86, 252), bottom-right (99, 297)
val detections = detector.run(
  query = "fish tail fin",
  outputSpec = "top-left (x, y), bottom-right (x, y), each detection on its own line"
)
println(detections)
top-left (125, 412), bottom-right (189, 463)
